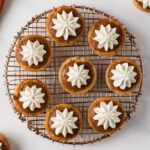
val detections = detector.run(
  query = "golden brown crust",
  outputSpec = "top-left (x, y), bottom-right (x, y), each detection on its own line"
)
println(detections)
top-left (59, 57), bottom-right (97, 95)
top-left (16, 35), bottom-right (53, 72)
top-left (0, 134), bottom-right (10, 150)
top-left (88, 18), bottom-right (126, 57)
top-left (133, 0), bottom-right (150, 12)
top-left (46, 5), bottom-right (85, 46)
top-left (88, 97), bottom-right (125, 135)
top-left (13, 79), bottom-right (50, 116)
top-left (45, 103), bottom-right (82, 142)
top-left (105, 58), bottom-right (142, 95)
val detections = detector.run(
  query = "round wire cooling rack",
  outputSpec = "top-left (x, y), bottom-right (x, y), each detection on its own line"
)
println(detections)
top-left (4, 5), bottom-right (144, 145)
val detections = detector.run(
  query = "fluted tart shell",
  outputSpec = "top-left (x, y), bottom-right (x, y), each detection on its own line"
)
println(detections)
top-left (0, 134), bottom-right (10, 150)
top-left (13, 79), bottom-right (50, 116)
top-left (16, 35), bottom-right (53, 72)
top-left (88, 97), bottom-right (125, 135)
top-left (45, 103), bottom-right (82, 142)
top-left (59, 57), bottom-right (97, 95)
top-left (133, 0), bottom-right (150, 12)
top-left (105, 58), bottom-right (142, 95)
top-left (88, 18), bottom-right (126, 57)
top-left (46, 5), bottom-right (85, 46)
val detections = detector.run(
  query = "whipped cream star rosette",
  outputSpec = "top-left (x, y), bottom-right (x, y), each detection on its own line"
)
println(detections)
top-left (93, 101), bottom-right (122, 130)
top-left (138, 0), bottom-right (150, 8)
top-left (19, 85), bottom-right (45, 111)
top-left (111, 63), bottom-right (137, 90)
top-left (51, 108), bottom-right (78, 137)
top-left (20, 40), bottom-right (46, 66)
top-left (52, 10), bottom-right (81, 40)
top-left (93, 24), bottom-right (120, 51)
top-left (66, 63), bottom-right (91, 88)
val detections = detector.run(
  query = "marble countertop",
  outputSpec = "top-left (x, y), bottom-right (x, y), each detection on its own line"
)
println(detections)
top-left (0, 0), bottom-right (150, 150)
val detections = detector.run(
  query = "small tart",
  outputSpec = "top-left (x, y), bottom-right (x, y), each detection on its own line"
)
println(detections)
top-left (133, 0), bottom-right (150, 12)
top-left (13, 79), bottom-right (50, 116)
top-left (106, 58), bottom-right (142, 95)
top-left (88, 18), bottom-right (126, 57)
top-left (45, 103), bottom-right (82, 142)
top-left (16, 35), bottom-right (53, 72)
top-left (0, 134), bottom-right (10, 150)
top-left (59, 57), bottom-right (97, 95)
top-left (88, 97), bottom-right (125, 135)
top-left (46, 5), bottom-right (85, 46)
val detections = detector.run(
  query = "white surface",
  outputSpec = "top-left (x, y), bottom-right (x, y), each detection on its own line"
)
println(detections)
top-left (0, 0), bottom-right (150, 150)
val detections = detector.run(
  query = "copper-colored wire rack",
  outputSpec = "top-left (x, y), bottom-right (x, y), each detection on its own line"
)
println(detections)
top-left (4, 5), bottom-right (143, 145)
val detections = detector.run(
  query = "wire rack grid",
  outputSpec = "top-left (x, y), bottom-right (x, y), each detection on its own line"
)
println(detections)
top-left (4, 5), bottom-right (143, 145)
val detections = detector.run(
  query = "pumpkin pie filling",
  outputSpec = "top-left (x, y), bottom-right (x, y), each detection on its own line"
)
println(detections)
top-left (13, 79), bottom-right (50, 116)
top-left (88, 97), bottom-right (125, 135)
top-left (106, 58), bottom-right (142, 95)
top-left (0, 134), bottom-right (10, 150)
top-left (59, 57), bottom-right (97, 94)
top-left (45, 104), bottom-right (82, 142)
top-left (16, 35), bottom-right (53, 72)
top-left (134, 0), bottom-right (150, 12)
top-left (88, 18), bottom-right (126, 57)
top-left (46, 6), bottom-right (85, 46)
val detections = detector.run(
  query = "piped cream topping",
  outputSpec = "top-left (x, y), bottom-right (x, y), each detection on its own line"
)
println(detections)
top-left (93, 101), bottom-right (122, 130)
top-left (93, 24), bottom-right (120, 51)
top-left (51, 108), bottom-right (78, 137)
top-left (19, 85), bottom-right (45, 111)
top-left (66, 63), bottom-right (90, 88)
top-left (20, 40), bottom-right (46, 66)
top-left (52, 11), bottom-right (81, 40)
top-left (111, 63), bottom-right (137, 90)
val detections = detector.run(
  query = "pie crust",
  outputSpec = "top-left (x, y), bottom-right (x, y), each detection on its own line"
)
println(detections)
top-left (88, 97), bottom-right (125, 135)
top-left (13, 79), bottom-right (50, 116)
top-left (59, 57), bottom-right (97, 95)
top-left (46, 5), bottom-right (85, 46)
top-left (133, 0), bottom-right (150, 12)
top-left (105, 58), bottom-right (142, 95)
top-left (16, 35), bottom-right (53, 72)
top-left (45, 103), bottom-right (82, 142)
top-left (88, 18), bottom-right (126, 57)
top-left (0, 134), bottom-right (10, 150)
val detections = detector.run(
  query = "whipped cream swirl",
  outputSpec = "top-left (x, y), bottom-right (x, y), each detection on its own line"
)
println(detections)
top-left (66, 63), bottom-right (90, 88)
top-left (19, 85), bottom-right (45, 111)
top-left (21, 40), bottom-right (46, 66)
top-left (138, 0), bottom-right (150, 8)
top-left (93, 24), bottom-right (120, 51)
top-left (111, 63), bottom-right (137, 90)
top-left (51, 108), bottom-right (78, 137)
top-left (93, 101), bottom-right (122, 130)
top-left (52, 11), bottom-right (81, 40)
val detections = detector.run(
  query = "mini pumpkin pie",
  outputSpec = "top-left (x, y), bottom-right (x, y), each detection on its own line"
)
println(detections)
top-left (134, 0), bottom-right (150, 12)
top-left (16, 35), bottom-right (53, 72)
top-left (0, 134), bottom-right (10, 150)
top-left (59, 57), bottom-right (97, 95)
top-left (45, 103), bottom-right (82, 142)
top-left (13, 79), bottom-right (50, 116)
top-left (88, 97), bottom-right (124, 135)
top-left (105, 58), bottom-right (142, 95)
top-left (88, 18), bottom-right (126, 57)
top-left (46, 5), bottom-right (85, 46)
